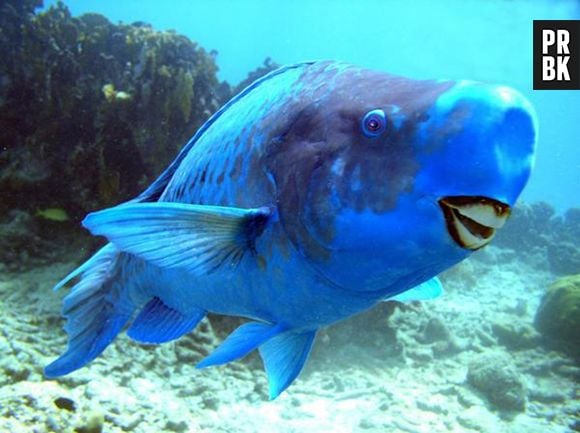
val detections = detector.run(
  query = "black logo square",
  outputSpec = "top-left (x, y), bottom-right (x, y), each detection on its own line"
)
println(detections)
top-left (533, 20), bottom-right (580, 90)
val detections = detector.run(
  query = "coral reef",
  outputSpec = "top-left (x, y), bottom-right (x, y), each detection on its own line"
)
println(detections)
top-left (494, 202), bottom-right (580, 275)
top-left (0, 0), bottom-right (222, 218)
top-left (534, 274), bottom-right (580, 357)
top-left (0, 1), bottom-right (286, 270)
top-left (0, 0), bottom-right (231, 269)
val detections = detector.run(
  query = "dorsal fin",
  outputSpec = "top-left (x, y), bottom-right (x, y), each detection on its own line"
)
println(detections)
top-left (133, 61), bottom-right (316, 203)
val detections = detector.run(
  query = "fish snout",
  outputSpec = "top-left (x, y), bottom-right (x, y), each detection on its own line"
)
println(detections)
top-left (419, 81), bottom-right (538, 213)
top-left (438, 196), bottom-right (510, 250)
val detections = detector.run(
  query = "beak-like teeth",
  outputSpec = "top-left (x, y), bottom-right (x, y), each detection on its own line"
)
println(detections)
top-left (444, 200), bottom-right (510, 229)
top-left (439, 196), bottom-right (511, 251)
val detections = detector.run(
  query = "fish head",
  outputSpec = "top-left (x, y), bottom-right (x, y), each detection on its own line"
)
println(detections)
top-left (268, 63), bottom-right (537, 293)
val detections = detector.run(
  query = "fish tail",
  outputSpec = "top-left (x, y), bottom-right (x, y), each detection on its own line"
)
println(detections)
top-left (45, 243), bottom-right (133, 377)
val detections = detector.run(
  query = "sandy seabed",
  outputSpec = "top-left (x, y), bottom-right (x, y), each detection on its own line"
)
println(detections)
top-left (0, 246), bottom-right (578, 433)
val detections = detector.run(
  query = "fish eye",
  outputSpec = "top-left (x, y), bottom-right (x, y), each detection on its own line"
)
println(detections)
top-left (361, 109), bottom-right (387, 137)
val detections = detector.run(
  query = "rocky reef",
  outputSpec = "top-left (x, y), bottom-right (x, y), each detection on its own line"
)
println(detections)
top-left (1, 0), bottom-right (221, 219)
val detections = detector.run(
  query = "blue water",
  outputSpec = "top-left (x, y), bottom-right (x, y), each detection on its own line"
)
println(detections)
top-left (44, 0), bottom-right (580, 212)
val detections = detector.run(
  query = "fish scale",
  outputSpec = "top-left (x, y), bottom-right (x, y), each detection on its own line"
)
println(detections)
top-left (162, 63), bottom-right (310, 207)
top-left (46, 60), bottom-right (537, 399)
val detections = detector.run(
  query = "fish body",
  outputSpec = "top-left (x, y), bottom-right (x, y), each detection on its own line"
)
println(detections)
top-left (46, 61), bottom-right (537, 398)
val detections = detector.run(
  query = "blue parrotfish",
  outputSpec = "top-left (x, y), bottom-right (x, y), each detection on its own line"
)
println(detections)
top-left (45, 61), bottom-right (537, 399)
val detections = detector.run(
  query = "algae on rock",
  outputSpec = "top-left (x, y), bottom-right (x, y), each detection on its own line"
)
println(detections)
top-left (535, 274), bottom-right (580, 356)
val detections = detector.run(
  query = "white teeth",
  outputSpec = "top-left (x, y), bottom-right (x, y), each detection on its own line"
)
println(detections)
top-left (440, 197), bottom-right (510, 251)
top-left (448, 203), bottom-right (508, 229)
top-left (453, 217), bottom-right (495, 249)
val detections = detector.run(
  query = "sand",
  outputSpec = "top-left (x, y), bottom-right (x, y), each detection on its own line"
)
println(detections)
top-left (0, 246), bottom-right (578, 433)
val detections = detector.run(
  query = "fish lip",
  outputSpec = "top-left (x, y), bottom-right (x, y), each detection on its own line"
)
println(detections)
top-left (438, 196), bottom-right (511, 251)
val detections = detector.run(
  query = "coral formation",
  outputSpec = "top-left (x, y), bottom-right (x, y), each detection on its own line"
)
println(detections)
top-left (0, 0), bottom-right (235, 269)
top-left (0, 1), bottom-right (285, 270)
top-left (467, 351), bottom-right (527, 413)
top-left (534, 274), bottom-right (580, 356)
top-left (0, 0), bottom-right (222, 218)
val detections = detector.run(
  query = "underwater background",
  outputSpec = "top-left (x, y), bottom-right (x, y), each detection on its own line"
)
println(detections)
top-left (0, 0), bottom-right (579, 432)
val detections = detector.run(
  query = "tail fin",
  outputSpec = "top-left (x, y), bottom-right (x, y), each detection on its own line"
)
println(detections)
top-left (45, 244), bottom-right (133, 377)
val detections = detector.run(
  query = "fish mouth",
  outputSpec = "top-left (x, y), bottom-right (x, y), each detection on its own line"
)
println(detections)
top-left (438, 196), bottom-right (511, 251)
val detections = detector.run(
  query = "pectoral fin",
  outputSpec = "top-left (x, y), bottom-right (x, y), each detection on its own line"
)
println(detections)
top-left (385, 277), bottom-right (443, 303)
top-left (82, 202), bottom-right (274, 275)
